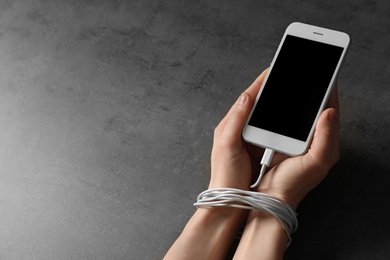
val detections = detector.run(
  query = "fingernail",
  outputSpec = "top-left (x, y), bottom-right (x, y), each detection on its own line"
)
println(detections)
top-left (238, 93), bottom-right (248, 105)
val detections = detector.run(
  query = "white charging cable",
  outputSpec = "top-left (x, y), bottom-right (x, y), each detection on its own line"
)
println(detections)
top-left (250, 148), bottom-right (275, 188)
top-left (194, 188), bottom-right (298, 247)
top-left (194, 148), bottom-right (298, 247)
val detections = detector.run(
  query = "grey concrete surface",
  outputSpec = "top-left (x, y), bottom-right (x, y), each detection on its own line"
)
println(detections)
top-left (0, 0), bottom-right (389, 259)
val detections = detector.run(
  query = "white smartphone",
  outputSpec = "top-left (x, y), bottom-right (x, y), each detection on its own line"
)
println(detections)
top-left (242, 22), bottom-right (350, 156)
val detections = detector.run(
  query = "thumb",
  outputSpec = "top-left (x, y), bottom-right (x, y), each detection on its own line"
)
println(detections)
top-left (307, 108), bottom-right (340, 170)
top-left (218, 92), bottom-right (252, 151)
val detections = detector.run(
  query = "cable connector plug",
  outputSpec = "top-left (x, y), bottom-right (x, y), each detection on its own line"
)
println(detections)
top-left (250, 148), bottom-right (275, 189)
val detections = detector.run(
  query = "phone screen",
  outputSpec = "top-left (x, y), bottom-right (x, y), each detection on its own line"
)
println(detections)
top-left (248, 35), bottom-right (344, 141)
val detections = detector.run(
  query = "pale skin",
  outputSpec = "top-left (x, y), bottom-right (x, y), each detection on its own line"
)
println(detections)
top-left (164, 69), bottom-right (340, 260)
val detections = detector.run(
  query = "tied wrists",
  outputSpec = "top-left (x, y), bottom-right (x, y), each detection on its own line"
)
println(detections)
top-left (194, 188), bottom-right (298, 247)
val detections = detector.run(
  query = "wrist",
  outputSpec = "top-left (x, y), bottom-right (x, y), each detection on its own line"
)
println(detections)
top-left (234, 211), bottom-right (288, 259)
top-left (195, 206), bottom-right (248, 230)
top-left (247, 210), bottom-right (287, 235)
top-left (247, 210), bottom-right (289, 249)
top-left (188, 207), bottom-right (248, 257)
top-left (165, 207), bottom-right (247, 260)
top-left (259, 189), bottom-right (301, 211)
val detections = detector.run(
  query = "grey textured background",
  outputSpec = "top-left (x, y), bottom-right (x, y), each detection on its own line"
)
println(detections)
top-left (0, 0), bottom-right (389, 259)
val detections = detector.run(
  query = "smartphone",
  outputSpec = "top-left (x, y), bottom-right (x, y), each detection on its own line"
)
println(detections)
top-left (242, 22), bottom-right (350, 156)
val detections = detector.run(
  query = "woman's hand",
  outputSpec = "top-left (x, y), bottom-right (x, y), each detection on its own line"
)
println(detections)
top-left (209, 69), bottom-right (269, 189)
top-left (166, 68), bottom-right (340, 259)
top-left (165, 70), bottom-right (269, 260)
top-left (254, 86), bottom-right (340, 210)
top-left (234, 79), bottom-right (340, 260)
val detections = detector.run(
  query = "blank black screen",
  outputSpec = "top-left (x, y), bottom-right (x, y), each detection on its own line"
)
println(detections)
top-left (248, 35), bottom-right (343, 141)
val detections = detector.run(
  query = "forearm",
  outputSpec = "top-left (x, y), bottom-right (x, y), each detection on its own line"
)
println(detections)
top-left (164, 207), bottom-right (247, 260)
top-left (234, 211), bottom-right (287, 260)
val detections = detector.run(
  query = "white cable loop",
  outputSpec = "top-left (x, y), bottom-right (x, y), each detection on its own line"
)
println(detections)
top-left (194, 187), bottom-right (298, 247)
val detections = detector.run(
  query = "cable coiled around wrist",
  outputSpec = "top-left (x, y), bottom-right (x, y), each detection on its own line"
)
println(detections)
top-left (194, 188), bottom-right (298, 247)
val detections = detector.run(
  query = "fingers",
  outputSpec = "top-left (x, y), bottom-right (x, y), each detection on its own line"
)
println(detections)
top-left (244, 68), bottom-right (269, 99)
top-left (326, 83), bottom-right (339, 111)
top-left (305, 82), bottom-right (340, 171)
top-left (213, 69), bottom-right (269, 155)
top-left (216, 69), bottom-right (269, 135)
top-left (216, 92), bottom-right (252, 153)
top-left (307, 107), bottom-right (340, 172)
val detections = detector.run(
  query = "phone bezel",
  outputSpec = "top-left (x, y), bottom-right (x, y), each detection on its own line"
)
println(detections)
top-left (242, 22), bottom-right (350, 156)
